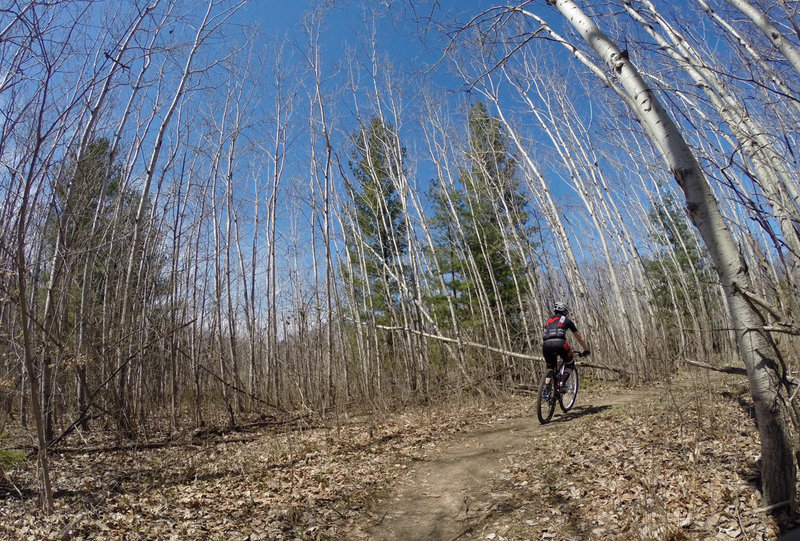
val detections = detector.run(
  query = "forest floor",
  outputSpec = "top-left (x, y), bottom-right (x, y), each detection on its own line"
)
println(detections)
top-left (1, 371), bottom-right (799, 540)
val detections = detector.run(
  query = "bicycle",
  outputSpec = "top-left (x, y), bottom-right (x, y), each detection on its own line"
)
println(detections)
top-left (536, 351), bottom-right (587, 424)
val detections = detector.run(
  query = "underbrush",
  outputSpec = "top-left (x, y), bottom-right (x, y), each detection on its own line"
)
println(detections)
top-left (0, 396), bottom-right (502, 540)
top-left (0, 375), bottom-right (797, 540)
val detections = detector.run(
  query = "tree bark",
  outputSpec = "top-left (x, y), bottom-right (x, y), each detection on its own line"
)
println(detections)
top-left (548, 0), bottom-right (796, 509)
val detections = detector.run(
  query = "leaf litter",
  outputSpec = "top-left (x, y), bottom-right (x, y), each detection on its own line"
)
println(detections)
top-left (0, 374), bottom-right (797, 540)
top-left (460, 377), bottom-right (798, 541)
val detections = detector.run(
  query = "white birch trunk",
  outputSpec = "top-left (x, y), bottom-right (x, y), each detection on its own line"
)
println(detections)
top-left (626, 1), bottom-right (800, 291)
top-left (698, 0), bottom-right (800, 119)
top-left (725, 0), bottom-right (800, 76)
top-left (549, 0), bottom-right (795, 508)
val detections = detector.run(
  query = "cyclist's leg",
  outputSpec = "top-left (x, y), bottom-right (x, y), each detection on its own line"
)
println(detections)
top-left (542, 340), bottom-right (561, 383)
top-left (559, 343), bottom-right (575, 383)
top-left (563, 341), bottom-right (575, 368)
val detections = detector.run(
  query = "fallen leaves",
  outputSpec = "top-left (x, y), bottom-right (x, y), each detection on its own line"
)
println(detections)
top-left (0, 400), bottom-right (496, 540)
top-left (474, 379), bottom-right (798, 540)
top-left (0, 378), bottom-right (797, 540)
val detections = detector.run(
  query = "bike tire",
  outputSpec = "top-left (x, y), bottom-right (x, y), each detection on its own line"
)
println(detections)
top-left (536, 369), bottom-right (557, 424)
top-left (559, 366), bottom-right (579, 412)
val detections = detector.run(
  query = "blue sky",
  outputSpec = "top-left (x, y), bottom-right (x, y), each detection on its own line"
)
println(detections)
top-left (218, 1), bottom-right (604, 239)
top-left (236, 1), bottom-right (499, 89)
top-left (224, 2), bottom-right (480, 198)
top-left (2, 0), bottom-right (759, 321)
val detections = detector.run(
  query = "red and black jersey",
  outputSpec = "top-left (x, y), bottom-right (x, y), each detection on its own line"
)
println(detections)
top-left (542, 314), bottom-right (578, 341)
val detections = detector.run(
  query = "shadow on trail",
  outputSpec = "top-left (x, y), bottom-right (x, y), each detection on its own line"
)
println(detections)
top-left (549, 403), bottom-right (612, 423)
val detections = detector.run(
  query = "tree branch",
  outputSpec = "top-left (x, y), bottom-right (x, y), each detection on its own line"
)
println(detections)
top-left (374, 324), bottom-right (632, 376)
top-left (684, 358), bottom-right (747, 375)
top-left (684, 359), bottom-right (800, 387)
top-left (375, 323), bottom-right (543, 361)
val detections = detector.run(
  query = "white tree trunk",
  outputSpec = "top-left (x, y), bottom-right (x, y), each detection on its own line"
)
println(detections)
top-left (626, 1), bottom-right (800, 291)
top-left (725, 0), bottom-right (800, 77)
top-left (550, 0), bottom-right (796, 509)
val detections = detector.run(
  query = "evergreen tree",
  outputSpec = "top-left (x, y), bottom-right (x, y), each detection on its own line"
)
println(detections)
top-left (40, 138), bottom-right (124, 436)
top-left (46, 139), bottom-right (129, 353)
top-left (643, 193), bottom-right (722, 358)
top-left (429, 102), bottom-right (532, 343)
top-left (643, 193), bottom-right (714, 312)
top-left (344, 117), bottom-right (408, 326)
top-left (45, 138), bottom-right (164, 436)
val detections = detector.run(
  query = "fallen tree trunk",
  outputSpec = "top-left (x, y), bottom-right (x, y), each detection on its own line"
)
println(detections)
top-left (685, 360), bottom-right (799, 388)
top-left (376, 323), bottom-right (633, 378)
top-left (684, 359), bottom-right (748, 376)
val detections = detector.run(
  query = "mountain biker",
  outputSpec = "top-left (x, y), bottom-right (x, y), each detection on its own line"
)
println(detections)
top-left (542, 301), bottom-right (590, 386)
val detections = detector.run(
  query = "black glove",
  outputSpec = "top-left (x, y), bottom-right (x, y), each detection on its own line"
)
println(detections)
top-left (581, 349), bottom-right (591, 357)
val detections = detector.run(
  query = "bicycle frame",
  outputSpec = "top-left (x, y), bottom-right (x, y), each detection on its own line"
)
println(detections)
top-left (536, 353), bottom-right (580, 424)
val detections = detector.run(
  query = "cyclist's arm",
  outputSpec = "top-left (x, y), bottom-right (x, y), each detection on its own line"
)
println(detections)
top-left (572, 330), bottom-right (589, 352)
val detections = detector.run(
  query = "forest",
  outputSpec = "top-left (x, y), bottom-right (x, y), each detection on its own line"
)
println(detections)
top-left (1, 0), bottom-right (799, 538)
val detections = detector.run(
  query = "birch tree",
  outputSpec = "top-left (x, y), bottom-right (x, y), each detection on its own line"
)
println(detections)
top-left (724, 0), bottom-right (800, 80)
top-left (621, 1), bottom-right (800, 302)
top-left (541, 0), bottom-right (795, 511)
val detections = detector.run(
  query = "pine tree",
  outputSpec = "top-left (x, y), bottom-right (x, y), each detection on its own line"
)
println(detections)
top-left (45, 138), bottom-right (163, 437)
top-left (644, 194), bottom-right (713, 310)
top-left (429, 102), bottom-right (532, 345)
top-left (43, 138), bottom-right (124, 436)
top-left (344, 117), bottom-right (408, 326)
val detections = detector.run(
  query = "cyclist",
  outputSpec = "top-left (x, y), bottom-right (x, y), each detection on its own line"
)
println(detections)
top-left (542, 301), bottom-right (590, 387)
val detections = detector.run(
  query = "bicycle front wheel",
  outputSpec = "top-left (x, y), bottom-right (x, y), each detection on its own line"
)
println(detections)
top-left (559, 366), bottom-right (579, 412)
top-left (536, 370), bottom-right (557, 424)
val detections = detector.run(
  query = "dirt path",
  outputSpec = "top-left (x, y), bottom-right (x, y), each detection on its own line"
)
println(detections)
top-left (364, 388), bottom-right (652, 541)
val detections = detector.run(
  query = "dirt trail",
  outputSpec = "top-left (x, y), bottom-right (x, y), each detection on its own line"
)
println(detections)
top-left (364, 388), bottom-right (652, 541)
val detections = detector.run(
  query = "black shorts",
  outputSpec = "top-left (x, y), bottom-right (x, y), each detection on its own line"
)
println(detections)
top-left (542, 338), bottom-right (574, 370)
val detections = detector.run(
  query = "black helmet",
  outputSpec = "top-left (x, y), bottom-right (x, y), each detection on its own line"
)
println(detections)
top-left (553, 301), bottom-right (569, 314)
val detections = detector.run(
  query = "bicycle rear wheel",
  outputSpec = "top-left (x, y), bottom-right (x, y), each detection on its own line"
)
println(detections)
top-left (559, 366), bottom-right (579, 412)
top-left (536, 370), bottom-right (557, 424)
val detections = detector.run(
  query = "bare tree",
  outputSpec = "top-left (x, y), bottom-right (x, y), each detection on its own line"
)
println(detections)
top-left (543, 0), bottom-right (795, 511)
top-left (724, 0), bottom-right (800, 78)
